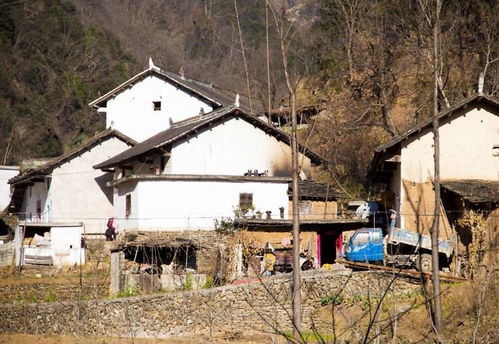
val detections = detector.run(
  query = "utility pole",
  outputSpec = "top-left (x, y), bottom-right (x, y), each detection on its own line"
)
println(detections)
top-left (431, 0), bottom-right (443, 338)
top-left (290, 88), bottom-right (302, 337)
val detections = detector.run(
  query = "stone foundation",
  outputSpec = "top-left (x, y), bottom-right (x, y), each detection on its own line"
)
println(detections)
top-left (0, 270), bottom-right (418, 337)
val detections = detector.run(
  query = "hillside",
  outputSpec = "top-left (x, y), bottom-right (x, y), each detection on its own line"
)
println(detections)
top-left (0, 0), bottom-right (497, 190)
top-left (0, 0), bottom-right (137, 165)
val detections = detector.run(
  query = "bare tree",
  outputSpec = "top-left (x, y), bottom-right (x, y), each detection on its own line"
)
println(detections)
top-left (268, 3), bottom-right (302, 336)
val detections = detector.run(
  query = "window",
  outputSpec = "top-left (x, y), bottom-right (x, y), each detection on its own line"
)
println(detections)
top-left (239, 193), bottom-right (253, 210)
top-left (493, 145), bottom-right (499, 156)
top-left (153, 101), bottom-right (161, 111)
top-left (36, 200), bottom-right (42, 220)
top-left (299, 201), bottom-right (312, 215)
top-left (125, 194), bottom-right (131, 218)
top-left (353, 232), bottom-right (370, 245)
top-left (372, 231), bottom-right (382, 244)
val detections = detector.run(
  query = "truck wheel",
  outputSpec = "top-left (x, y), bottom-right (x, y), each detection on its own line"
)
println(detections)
top-left (416, 253), bottom-right (432, 274)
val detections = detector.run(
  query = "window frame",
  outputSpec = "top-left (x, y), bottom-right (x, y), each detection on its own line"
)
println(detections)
top-left (153, 101), bottom-right (161, 111)
top-left (239, 193), bottom-right (253, 211)
top-left (125, 194), bottom-right (132, 218)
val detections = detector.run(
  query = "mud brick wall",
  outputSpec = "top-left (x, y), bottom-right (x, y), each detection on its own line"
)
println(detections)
top-left (0, 270), bottom-right (418, 338)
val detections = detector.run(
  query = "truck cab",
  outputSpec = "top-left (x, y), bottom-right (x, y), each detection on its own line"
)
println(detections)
top-left (345, 228), bottom-right (384, 263)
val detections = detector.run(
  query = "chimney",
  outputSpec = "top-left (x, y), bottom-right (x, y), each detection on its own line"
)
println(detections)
top-left (478, 72), bottom-right (484, 95)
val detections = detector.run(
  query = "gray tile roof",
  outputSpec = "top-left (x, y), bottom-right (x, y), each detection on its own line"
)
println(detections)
top-left (89, 66), bottom-right (263, 114)
top-left (441, 180), bottom-right (499, 203)
top-left (375, 93), bottom-right (499, 153)
top-left (94, 105), bottom-right (326, 170)
top-left (9, 129), bottom-right (137, 185)
top-left (288, 180), bottom-right (345, 200)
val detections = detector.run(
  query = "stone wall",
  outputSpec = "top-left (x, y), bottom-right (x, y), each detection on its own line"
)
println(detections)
top-left (0, 270), bottom-right (418, 338)
top-left (0, 242), bottom-right (14, 266)
top-left (0, 277), bottom-right (108, 304)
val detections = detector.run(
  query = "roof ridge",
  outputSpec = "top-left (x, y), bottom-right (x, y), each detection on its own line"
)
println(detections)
top-left (375, 93), bottom-right (499, 153)
top-left (10, 128), bottom-right (136, 185)
top-left (170, 105), bottom-right (237, 129)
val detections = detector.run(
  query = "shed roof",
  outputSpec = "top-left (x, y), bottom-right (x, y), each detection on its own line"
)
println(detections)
top-left (288, 180), bottom-right (345, 200)
top-left (441, 180), bottom-right (499, 203)
top-left (94, 105), bottom-right (326, 170)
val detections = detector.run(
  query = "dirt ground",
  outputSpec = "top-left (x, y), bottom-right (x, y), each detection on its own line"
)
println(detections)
top-left (0, 333), bottom-right (276, 344)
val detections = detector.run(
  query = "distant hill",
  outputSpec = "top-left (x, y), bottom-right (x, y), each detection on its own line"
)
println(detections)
top-left (1, 0), bottom-right (496, 190)
top-left (0, 0), bottom-right (137, 164)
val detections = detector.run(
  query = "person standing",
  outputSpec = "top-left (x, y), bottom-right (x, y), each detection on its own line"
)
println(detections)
top-left (105, 217), bottom-right (117, 241)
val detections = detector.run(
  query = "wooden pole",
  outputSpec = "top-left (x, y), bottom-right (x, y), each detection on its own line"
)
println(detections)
top-left (431, 0), bottom-right (443, 337)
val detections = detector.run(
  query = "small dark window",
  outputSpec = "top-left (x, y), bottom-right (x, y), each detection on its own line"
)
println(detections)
top-left (239, 193), bottom-right (253, 210)
top-left (153, 101), bottom-right (161, 111)
top-left (125, 194), bottom-right (131, 218)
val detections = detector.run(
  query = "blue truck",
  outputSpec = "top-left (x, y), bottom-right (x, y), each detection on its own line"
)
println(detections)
top-left (345, 215), bottom-right (455, 273)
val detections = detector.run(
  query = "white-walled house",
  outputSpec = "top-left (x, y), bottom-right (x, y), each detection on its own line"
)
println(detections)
top-left (0, 166), bottom-right (19, 212)
top-left (9, 129), bottom-right (136, 232)
top-left (94, 105), bottom-right (325, 231)
top-left (370, 93), bottom-right (498, 244)
top-left (89, 59), bottom-right (257, 142)
top-left (8, 129), bottom-right (136, 266)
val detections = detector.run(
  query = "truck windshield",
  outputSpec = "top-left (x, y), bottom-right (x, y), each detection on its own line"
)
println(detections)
top-left (353, 232), bottom-right (369, 245)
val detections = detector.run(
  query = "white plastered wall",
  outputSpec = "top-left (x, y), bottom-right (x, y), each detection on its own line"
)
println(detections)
top-left (115, 180), bottom-right (289, 231)
top-left (0, 166), bottom-right (19, 211)
top-left (401, 107), bottom-right (499, 183)
top-left (19, 180), bottom-right (49, 222)
top-left (20, 138), bottom-right (133, 233)
top-left (397, 107), bottom-right (498, 232)
top-left (169, 117), bottom-right (313, 177)
top-left (105, 76), bottom-right (214, 142)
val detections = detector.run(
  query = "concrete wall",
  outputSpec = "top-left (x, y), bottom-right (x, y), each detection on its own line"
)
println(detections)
top-left (0, 270), bottom-right (418, 338)
top-left (0, 166), bottom-right (18, 212)
top-left (105, 75), bottom-right (213, 142)
top-left (116, 180), bottom-right (289, 231)
top-left (15, 225), bottom-right (85, 266)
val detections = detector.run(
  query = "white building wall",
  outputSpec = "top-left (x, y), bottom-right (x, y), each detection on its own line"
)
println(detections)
top-left (47, 138), bottom-right (132, 233)
top-left (115, 181), bottom-right (139, 231)
top-left (169, 117), bottom-right (313, 177)
top-left (401, 107), bottom-right (499, 183)
top-left (105, 76), bottom-right (214, 142)
top-left (0, 166), bottom-right (19, 211)
top-left (19, 180), bottom-right (49, 222)
top-left (115, 180), bottom-right (289, 231)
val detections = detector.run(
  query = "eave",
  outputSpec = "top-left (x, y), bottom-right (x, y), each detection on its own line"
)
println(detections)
top-left (107, 174), bottom-right (293, 187)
